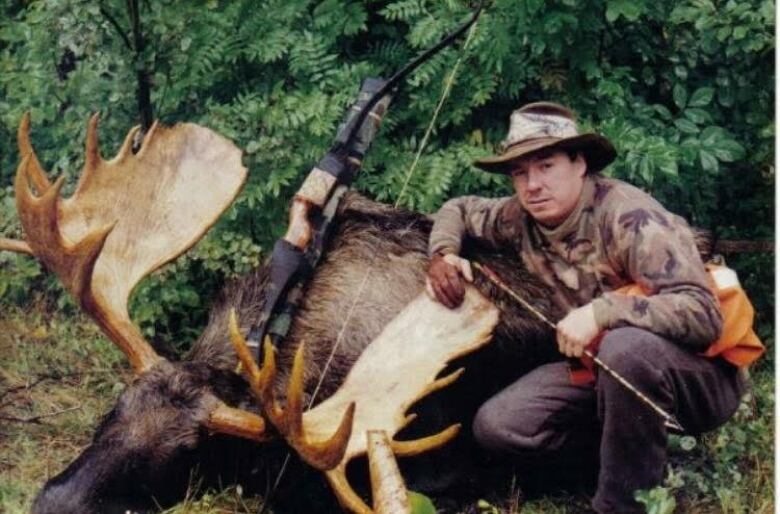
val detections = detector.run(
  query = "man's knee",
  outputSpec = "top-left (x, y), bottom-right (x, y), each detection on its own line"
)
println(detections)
top-left (596, 327), bottom-right (665, 376)
top-left (472, 395), bottom-right (557, 454)
top-left (472, 398), bottom-right (513, 452)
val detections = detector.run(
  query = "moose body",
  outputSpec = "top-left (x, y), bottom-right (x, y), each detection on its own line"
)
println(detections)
top-left (31, 192), bottom-right (558, 514)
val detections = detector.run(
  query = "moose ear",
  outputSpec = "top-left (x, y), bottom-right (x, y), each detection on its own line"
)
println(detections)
top-left (14, 114), bottom-right (247, 374)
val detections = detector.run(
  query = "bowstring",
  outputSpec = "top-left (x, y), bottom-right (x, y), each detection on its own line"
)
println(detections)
top-left (260, 19), bottom-right (480, 509)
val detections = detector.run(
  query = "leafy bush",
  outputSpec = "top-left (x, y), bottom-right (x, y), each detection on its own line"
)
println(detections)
top-left (0, 0), bottom-right (772, 379)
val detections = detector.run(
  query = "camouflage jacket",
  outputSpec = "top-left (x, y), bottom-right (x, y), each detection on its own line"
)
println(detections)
top-left (429, 174), bottom-right (723, 349)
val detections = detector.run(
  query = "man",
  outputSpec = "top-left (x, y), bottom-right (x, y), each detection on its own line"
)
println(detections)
top-left (426, 102), bottom-right (745, 513)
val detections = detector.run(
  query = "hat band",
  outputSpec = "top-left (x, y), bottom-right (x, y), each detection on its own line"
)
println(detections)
top-left (502, 112), bottom-right (579, 150)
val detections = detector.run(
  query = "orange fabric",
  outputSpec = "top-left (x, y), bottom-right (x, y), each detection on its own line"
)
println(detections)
top-left (568, 265), bottom-right (764, 385)
top-left (568, 334), bottom-right (603, 386)
top-left (701, 272), bottom-right (765, 366)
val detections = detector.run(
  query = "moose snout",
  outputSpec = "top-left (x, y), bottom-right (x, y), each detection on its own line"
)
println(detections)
top-left (32, 482), bottom-right (91, 514)
top-left (33, 483), bottom-right (153, 514)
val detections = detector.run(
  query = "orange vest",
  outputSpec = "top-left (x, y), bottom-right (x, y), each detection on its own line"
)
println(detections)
top-left (570, 264), bottom-right (764, 385)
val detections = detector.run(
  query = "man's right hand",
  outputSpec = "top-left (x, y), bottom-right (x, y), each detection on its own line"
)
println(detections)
top-left (425, 253), bottom-right (474, 309)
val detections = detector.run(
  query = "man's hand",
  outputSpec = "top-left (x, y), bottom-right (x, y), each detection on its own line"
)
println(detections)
top-left (426, 253), bottom-right (473, 309)
top-left (556, 303), bottom-right (600, 357)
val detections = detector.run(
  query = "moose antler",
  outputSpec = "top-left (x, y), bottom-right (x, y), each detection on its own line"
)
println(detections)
top-left (231, 286), bottom-right (499, 513)
top-left (228, 312), bottom-right (356, 470)
top-left (366, 430), bottom-right (411, 514)
top-left (13, 114), bottom-right (271, 440)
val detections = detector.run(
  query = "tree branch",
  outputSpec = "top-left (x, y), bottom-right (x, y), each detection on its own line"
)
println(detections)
top-left (0, 405), bottom-right (82, 424)
top-left (713, 240), bottom-right (774, 254)
top-left (99, 4), bottom-right (133, 51)
top-left (127, 0), bottom-right (153, 133)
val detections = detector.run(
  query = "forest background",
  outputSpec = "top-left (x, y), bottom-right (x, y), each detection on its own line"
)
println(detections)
top-left (0, 0), bottom-right (774, 513)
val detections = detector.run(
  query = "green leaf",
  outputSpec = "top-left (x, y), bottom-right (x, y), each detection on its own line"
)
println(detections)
top-left (674, 118), bottom-right (699, 134)
top-left (409, 491), bottom-right (436, 514)
top-left (636, 487), bottom-right (677, 514)
top-left (653, 104), bottom-right (673, 120)
top-left (688, 87), bottom-right (715, 107)
top-left (477, 499), bottom-right (501, 514)
top-left (732, 26), bottom-right (748, 40)
top-left (659, 160), bottom-right (679, 177)
top-left (673, 84), bottom-right (688, 109)
top-left (606, 0), bottom-right (646, 23)
top-left (713, 141), bottom-right (745, 162)
top-left (699, 149), bottom-right (719, 172)
top-left (246, 141), bottom-right (261, 154)
top-left (700, 126), bottom-right (726, 146)
top-left (683, 108), bottom-right (711, 125)
top-left (680, 435), bottom-right (697, 451)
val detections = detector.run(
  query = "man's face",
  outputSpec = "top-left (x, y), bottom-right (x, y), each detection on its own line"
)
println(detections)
top-left (509, 149), bottom-right (587, 227)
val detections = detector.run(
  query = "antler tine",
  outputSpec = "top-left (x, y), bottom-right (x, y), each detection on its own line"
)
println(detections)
top-left (111, 124), bottom-right (142, 165)
top-left (228, 311), bottom-right (282, 419)
top-left (391, 424), bottom-right (460, 457)
top-left (325, 465), bottom-right (373, 514)
top-left (367, 430), bottom-right (411, 514)
top-left (196, 311), bottom-right (272, 442)
top-left (15, 160), bottom-right (109, 300)
top-left (228, 310), bottom-right (354, 470)
top-left (83, 113), bottom-right (102, 173)
top-left (0, 237), bottom-right (32, 255)
top-left (204, 402), bottom-right (270, 443)
top-left (285, 342), bottom-right (356, 469)
top-left (17, 112), bottom-right (51, 192)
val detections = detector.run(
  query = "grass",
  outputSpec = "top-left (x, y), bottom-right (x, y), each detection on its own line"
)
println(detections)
top-left (0, 302), bottom-right (127, 513)
top-left (160, 485), bottom-right (262, 514)
top-left (0, 301), bottom-right (773, 513)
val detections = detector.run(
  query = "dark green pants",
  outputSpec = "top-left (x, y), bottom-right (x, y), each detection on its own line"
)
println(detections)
top-left (472, 327), bottom-right (744, 513)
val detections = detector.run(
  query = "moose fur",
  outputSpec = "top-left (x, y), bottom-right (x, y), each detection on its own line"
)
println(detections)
top-left (31, 193), bottom-right (559, 514)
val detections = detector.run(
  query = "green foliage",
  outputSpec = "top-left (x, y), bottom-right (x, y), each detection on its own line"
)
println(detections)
top-left (0, 7), bottom-right (773, 503)
top-left (476, 498), bottom-right (501, 513)
top-left (409, 491), bottom-right (437, 514)
top-left (634, 367), bottom-right (774, 512)
top-left (635, 486), bottom-right (677, 514)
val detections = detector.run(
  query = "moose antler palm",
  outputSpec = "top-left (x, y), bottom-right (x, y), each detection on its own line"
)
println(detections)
top-left (230, 286), bottom-right (499, 513)
top-left (11, 114), bottom-right (275, 440)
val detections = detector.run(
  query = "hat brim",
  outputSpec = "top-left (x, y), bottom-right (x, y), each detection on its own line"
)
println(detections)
top-left (473, 133), bottom-right (617, 174)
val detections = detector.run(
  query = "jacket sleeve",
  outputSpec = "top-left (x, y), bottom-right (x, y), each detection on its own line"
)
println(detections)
top-left (428, 195), bottom-right (521, 257)
top-left (590, 200), bottom-right (723, 350)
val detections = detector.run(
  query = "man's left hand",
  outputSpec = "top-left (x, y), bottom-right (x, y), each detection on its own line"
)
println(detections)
top-left (556, 303), bottom-right (600, 357)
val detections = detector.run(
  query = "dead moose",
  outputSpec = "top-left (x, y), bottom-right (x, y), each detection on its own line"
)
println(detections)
top-left (2, 115), bottom-right (562, 514)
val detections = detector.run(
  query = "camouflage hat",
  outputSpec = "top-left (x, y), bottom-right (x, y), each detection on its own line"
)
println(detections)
top-left (473, 102), bottom-right (616, 174)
